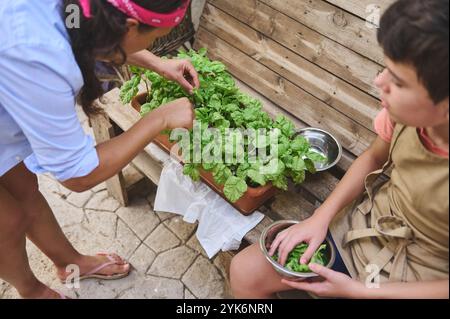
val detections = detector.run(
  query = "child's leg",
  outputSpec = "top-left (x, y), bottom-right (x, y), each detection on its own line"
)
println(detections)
top-left (230, 243), bottom-right (293, 299)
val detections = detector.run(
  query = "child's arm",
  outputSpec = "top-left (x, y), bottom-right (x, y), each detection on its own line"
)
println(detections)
top-left (270, 136), bottom-right (391, 265)
top-left (362, 279), bottom-right (450, 299)
top-left (314, 136), bottom-right (391, 224)
top-left (283, 264), bottom-right (449, 299)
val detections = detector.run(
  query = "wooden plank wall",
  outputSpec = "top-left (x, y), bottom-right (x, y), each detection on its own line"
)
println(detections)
top-left (194, 0), bottom-right (395, 170)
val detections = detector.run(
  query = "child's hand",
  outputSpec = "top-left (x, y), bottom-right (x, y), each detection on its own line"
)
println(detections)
top-left (282, 263), bottom-right (364, 299)
top-left (268, 215), bottom-right (329, 266)
top-left (155, 97), bottom-right (195, 130)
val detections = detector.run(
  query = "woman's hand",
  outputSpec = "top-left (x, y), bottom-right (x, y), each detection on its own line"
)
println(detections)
top-left (153, 97), bottom-right (195, 130)
top-left (268, 215), bottom-right (329, 266)
top-left (282, 264), bottom-right (364, 298)
top-left (158, 58), bottom-right (200, 94)
top-left (126, 51), bottom-right (199, 93)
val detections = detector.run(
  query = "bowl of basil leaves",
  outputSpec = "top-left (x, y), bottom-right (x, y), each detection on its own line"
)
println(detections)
top-left (260, 220), bottom-right (336, 281)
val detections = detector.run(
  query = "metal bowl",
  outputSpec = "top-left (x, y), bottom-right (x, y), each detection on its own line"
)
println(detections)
top-left (296, 128), bottom-right (342, 172)
top-left (260, 220), bottom-right (336, 281)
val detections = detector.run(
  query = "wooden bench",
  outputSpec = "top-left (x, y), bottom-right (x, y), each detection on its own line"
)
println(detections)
top-left (91, 0), bottom-right (395, 251)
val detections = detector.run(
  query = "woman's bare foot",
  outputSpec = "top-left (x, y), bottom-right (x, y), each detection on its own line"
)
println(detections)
top-left (56, 253), bottom-right (131, 282)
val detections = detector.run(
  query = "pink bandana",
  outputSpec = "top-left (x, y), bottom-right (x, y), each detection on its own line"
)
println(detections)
top-left (78, 0), bottom-right (190, 28)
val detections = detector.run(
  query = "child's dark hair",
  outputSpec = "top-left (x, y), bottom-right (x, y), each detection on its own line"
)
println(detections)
top-left (378, 0), bottom-right (449, 104)
top-left (63, 0), bottom-right (183, 116)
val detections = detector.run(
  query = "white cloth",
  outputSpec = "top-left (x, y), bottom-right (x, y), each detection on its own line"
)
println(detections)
top-left (154, 159), bottom-right (264, 258)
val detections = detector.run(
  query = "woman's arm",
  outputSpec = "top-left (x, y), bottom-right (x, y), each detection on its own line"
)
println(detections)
top-left (127, 50), bottom-right (164, 72)
top-left (61, 52), bottom-right (199, 192)
top-left (314, 136), bottom-right (391, 224)
top-left (62, 98), bottom-right (194, 192)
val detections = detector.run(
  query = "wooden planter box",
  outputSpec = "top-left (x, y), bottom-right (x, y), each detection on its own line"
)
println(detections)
top-left (131, 93), bottom-right (277, 215)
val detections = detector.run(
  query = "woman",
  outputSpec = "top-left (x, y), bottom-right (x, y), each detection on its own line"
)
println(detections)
top-left (0, 0), bottom-right (198, 299)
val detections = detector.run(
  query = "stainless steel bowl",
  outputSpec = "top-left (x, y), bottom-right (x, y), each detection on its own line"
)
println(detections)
top-left (296, 128), bottom-right (343, 172)
top-left (260, 220), bottom-right (336, 281)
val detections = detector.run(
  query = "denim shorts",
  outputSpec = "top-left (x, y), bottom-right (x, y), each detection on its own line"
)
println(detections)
top-left (328, 233), bottom-right (350, 276)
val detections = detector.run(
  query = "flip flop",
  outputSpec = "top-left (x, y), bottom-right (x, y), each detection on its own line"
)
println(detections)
top-left (61, 253), bottom-right (131, 284)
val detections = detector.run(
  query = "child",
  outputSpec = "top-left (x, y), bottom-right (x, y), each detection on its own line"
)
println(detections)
top-left (230, 0), bottom-right (449, 299)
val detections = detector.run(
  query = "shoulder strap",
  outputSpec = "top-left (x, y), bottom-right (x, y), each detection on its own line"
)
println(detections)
top-left (382, 124), bottom-right (407, 173)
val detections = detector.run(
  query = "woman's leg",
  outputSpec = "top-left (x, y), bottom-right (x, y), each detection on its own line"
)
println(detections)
top-left (0, 183), bottom-right (61, 298)
top-left (2, 164), bottom-right (82, 267)
top-left (1, 163), bottom-right (130, 282)
top-left (230, 243), bottom-right (293, 299)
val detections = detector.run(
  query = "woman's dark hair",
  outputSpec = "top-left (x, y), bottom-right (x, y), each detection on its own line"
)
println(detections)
top-left (63, 0), bottom-right (183, 116)
top-left (378, 0), bottom-right (449, 104)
